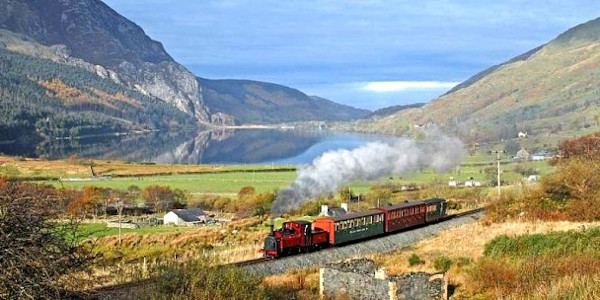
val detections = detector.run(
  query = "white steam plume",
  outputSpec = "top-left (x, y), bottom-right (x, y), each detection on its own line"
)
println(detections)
top-left (272, 132), bottom-right (465, 215)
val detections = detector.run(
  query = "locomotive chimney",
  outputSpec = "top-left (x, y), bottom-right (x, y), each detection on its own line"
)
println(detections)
top-left (269, 218), bottom-right (274, 236)
top-left (341, 203), bottom-right (348, 212)
top-left (320, 205), bottom-right (329, 216)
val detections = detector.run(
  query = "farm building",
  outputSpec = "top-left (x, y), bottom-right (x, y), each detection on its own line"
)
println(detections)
top-left (531, 150), bottom-right (552, 161)
top-left (514, 148), bottom-right (530, 161)
top-left (164, 209), bottom-right (206, 226)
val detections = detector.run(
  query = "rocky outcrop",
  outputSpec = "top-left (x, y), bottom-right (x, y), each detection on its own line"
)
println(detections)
top-left (115, 61), bottom-right (208, 121)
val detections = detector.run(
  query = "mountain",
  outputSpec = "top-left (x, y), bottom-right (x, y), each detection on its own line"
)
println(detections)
top-left (0, 0), bottom-right (208, 122)
top-left (198, 78), bottom-right (369, 124)
top-left (0, 0), bottom-right (370, 133)
top-left (358, 17), bottom-right (600, 142)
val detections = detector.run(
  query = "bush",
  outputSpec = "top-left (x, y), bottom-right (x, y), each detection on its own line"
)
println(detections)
top-left (433, 256), bottom-right (453, 272)
top-left (142, 260), bottom-right (266, 300)
top-left (483, 228), bottom-right (600, 259)
top-left (0, 180), bottom-right (90, 299)
top-left (408, 253), bottom-right (424, 266)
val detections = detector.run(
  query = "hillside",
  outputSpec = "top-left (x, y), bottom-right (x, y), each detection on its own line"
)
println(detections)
top-left (199, 78), bottom-right (369, 124)
top-left (0, 47), bottom-right (194, 141)
top-left (0, 0), bottom-right (209, 121)
top-left (365, 103), bottom-right (425, 118)
top-left (357, 17), bottom-right (600, 142)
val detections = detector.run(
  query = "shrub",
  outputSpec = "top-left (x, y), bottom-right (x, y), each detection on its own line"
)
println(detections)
top-left (142, 260), bottom-right (266, 300)
top-left (456, 257), bottom-right (473, 267)
top-left (408, 253), bottom-right (424, 266)
top-left (433, 256), bottom-right (453, 272)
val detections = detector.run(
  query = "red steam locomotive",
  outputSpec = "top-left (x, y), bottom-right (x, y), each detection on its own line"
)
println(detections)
top-left (261, 198), bottom-right (447, 258)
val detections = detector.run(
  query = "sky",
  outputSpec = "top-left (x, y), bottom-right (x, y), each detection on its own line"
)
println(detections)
top-left (102, 1), bottom-right (600, 111)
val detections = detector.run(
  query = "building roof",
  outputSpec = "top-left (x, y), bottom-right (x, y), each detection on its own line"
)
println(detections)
top-left (326, 210), bottom-right (382, 222)
top-left (532, 149), bottom-right (552, 156)
top-left (328, 208), bottom-right (348, 216)
top-left (423, 198), bottom-right (445, 205)
top-left (377, 201), bottom-right (425, 211)
top-left (170, 209), bottom-right (206, 223)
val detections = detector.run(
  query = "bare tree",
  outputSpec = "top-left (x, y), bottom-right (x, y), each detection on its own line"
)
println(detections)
top-left (0, 179), bottom-right (91, 299)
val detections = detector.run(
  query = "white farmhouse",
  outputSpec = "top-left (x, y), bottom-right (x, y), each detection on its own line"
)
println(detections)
top-left (164, 209), bottom-right (206, 226)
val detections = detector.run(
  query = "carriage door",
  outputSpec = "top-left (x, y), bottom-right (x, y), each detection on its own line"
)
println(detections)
top-left (304, 224), bottom-right (310, 247)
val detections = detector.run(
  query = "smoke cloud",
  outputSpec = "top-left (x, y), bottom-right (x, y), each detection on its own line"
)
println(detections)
top-left (271, 132), bottom-right (465, 215)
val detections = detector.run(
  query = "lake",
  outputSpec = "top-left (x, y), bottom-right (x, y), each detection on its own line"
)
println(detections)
top-left (0, 129), bottom-right (397, 165)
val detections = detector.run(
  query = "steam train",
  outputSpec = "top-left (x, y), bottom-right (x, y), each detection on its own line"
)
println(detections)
top-left (261, 198), bottom-right (447, 258)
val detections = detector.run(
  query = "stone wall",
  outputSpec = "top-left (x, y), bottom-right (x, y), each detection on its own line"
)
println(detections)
top-left (391, 272), bottom-right (446, 300)
top-left (320, 259), bottom-right (390, 300)
top-left (320, 259), bottom-right (447, 300)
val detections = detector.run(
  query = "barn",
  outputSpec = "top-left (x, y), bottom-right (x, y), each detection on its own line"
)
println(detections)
top-left (164, 209), bottom-right (206, 226)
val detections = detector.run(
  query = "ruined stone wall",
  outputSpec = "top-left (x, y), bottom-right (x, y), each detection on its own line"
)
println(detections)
top-left (391, 272), bottom-right (446, 300)
top-left (320, 268), bottom-right (390, 300)
top-left (320, 259), bottom-right (447, 300)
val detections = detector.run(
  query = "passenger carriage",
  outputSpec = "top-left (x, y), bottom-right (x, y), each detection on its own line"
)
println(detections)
top-left (374, 201), bottom-right (427, 233)
top-left (313, 210), bottom-right (385, 245)
top-left (423, 198), bottom-right (447, 222)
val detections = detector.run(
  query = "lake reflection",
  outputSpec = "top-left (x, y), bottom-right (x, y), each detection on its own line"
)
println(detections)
top-left (2, 129), bottom-right (396, 165)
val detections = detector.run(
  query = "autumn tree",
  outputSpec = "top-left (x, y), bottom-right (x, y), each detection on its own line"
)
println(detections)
top-left (0, 181), bottom-right (90, 299)
top-left (67, 186), bottom-right (105, 218)
top-left (142, 185), bottom-right (175, 212)
top-left (238, 185), bottom-right (256, 200)
top-left (559, 132), bottom-right (600, 159)
top-left (172, 188), bottom-right (187, 209)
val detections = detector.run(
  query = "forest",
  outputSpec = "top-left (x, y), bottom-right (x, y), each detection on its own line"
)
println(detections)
top-left (0, 48), bottom-right (195, 141)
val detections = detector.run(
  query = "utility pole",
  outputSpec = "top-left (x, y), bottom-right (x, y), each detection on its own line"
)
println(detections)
top-left (491, 150), bottom-right (506, 196)
top-left (116, 198), bottom-right (123, 245)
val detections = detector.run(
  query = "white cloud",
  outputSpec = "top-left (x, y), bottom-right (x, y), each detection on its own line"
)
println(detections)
top-left (363, 81), bottom-right (460, 92)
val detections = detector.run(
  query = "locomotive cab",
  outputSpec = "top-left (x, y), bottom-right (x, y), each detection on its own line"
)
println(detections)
top-left (260, 220), bottom-right (329, 258)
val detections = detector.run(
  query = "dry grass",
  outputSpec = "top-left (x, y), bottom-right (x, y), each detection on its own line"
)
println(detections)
top-left (371, 220), bottom-right (600, 279)
top-left (92, 217), bottom-right (267, 264)
top-left (261, 268), bottom-right (321, 300)
top-left (0, 155), bottom-right (231, 178)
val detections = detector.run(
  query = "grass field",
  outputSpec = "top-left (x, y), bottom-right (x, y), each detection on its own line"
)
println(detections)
top-left (37, 171), bottom-right (298, 194)
top-left (75, 223), bottom-right (198, 240)
top-left (2, 153), bottom-right (554, 196)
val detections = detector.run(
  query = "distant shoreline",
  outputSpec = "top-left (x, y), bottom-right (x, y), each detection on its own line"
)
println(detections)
top-left (219, 124), bottom-right (294, 130)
